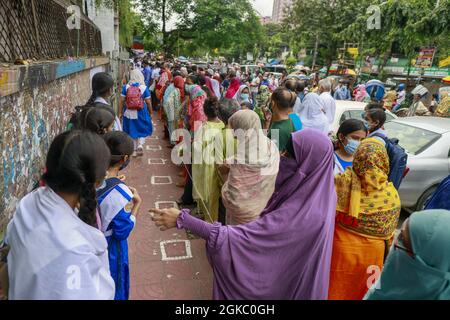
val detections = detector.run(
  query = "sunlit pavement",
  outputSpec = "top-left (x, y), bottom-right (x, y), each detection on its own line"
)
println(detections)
top-left (125, 118), bottom-right (213, 300)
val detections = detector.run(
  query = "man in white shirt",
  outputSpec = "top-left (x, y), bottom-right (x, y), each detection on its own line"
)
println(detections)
top-left (318, 79), bottom-right (336, 125)
top-left (151, 62), bottom-right (161, 84)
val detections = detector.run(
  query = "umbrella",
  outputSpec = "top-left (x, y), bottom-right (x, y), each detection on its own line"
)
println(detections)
top-left (366, 79), bottom-right (385, 102)
top-left (346, 69), bottom-right (356, 76)
top-left (442, 76), bottom-right (450, 84)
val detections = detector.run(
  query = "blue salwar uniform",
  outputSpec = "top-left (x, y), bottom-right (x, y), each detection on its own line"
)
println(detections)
top-left (97, 178), bottom-right (136, 300)
top-left (121, 83), bottom-right (153, 139)
top-left (425, 175), bottom-right (450, 210)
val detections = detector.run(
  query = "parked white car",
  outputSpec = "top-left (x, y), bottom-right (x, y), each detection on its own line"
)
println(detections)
top-left (330, 100), bottom-right (397, 135)
top-left (384, 117), bottom-right (450, 211)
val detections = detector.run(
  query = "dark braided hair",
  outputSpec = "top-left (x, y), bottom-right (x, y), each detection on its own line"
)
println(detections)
top-left (78, 105), bottom-right (115, 135)
top-left (69, 73), bottom-right (114, 128)
top-left (42, 131), bottom-right (111, 227)
top-left (85, 72), bottom-right (114, 109)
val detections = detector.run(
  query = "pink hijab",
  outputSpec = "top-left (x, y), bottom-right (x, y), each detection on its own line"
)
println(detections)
top-left (355, 84), bottom-right (369, 102)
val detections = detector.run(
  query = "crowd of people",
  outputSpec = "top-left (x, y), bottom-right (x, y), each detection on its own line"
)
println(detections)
top-left (329, 77), bottom-right (449, 118)
top-left (1, 55), bottom-right (450, 301)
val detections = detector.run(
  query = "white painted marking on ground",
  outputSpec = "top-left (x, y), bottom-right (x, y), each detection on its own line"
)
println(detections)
top-left (148, 158), bottom-right (166, 165)
top-left (150, 176), bottom-right (173, 185)
top-left (149, 135), bottom-right (159, 140)
top-left (160, 240), bottom-right (193, 261)
top-left (146, 145), bottom-right (162, 151)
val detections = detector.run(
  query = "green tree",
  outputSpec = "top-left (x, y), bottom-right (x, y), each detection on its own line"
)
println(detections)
top-left (139, 0), bottom-right (190, 54)
top-left (173, 0), bottom-right (264, 59)
top-left (286, 0), bottom-right (449, 76)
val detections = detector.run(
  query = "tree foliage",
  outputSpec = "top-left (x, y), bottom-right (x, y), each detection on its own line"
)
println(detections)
top-left (284, 0), bottom-right (450, 69)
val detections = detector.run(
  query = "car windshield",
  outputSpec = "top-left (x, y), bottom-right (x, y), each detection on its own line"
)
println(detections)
top-left (384, 122), bottom-right (441, 155)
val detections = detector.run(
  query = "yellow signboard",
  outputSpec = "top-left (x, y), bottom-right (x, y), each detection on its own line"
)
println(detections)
top-left (347, 48), bottom-right (359, 56)
top-left (439, 56), bottom-right (450, 68)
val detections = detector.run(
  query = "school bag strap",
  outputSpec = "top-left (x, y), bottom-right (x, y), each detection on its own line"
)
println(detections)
top-left (97, 177), bottom-right (123, 200)
top-left (371, 133), bottom-right (408, 190)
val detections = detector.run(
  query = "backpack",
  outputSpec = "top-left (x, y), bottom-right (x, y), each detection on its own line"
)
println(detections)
top-left (372, 133), bottom-right (408, 190)
top-left (126, 86), bottom-right (144, 110)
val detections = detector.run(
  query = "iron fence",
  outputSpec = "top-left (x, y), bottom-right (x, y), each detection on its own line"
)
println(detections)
top-left (0, 0), bottom-right (102, 63)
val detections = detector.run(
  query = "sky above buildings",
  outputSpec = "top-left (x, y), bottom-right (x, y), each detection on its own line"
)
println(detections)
top-left (252, 0), bottom-right (274, 17)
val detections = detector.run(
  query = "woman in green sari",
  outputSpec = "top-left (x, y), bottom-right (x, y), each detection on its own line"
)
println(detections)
top-left (192, 97), bottom-right (226, 222)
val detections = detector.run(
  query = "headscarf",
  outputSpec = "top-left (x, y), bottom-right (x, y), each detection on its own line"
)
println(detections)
top-left (210, 77), bottom-right (221, 98)
top-left (173, 76), bottom-right (185, 101)
top-left (180, 67), bottom-right (188, 78)
top-left (365, 209), bottom-right (450, 300)
top-left (425, 175), bottom-right (450, 210)
top-left (207, 129), bottom-right (336, 299)
top-left (222, 110), bottom-right (280, 225)
top-left (204, 76), bottom-right (217, 97)
top-left (228, 110), bottom-right (275, 166)
top-left (354, 84), bottom-right (369, 102)
top-left (435, 91), bottom-right (450, 117)
top-left (235, 84), bottom-right (251, 104)
top-left (335, 138), bottom-right (401, 238)
top-left (129, 69), bottom-right (145, 86)
top-left (383, 90), bottom-right (397, 110)
top-left (186, 84), bottom-right (207, 131)
top-left (297, 93), bottom-right (329, 134)
top-left (256, 85), bottom-right (271, 109)
top-left (225, 77), bottom-right (241, 99)
top-left (185, 84), bottom-right (205, 100)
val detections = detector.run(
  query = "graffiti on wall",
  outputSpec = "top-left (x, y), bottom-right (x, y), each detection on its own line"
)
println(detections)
top-left (0, 71), bottom-right (94, 239)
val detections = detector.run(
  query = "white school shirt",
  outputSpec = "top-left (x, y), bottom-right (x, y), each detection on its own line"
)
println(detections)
top-left (95, 97), bottom-right (122, 131)
top-left (5, 187), bottom-right (115, 300)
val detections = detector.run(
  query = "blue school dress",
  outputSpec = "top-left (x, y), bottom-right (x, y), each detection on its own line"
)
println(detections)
top-left (121, 83), bottom-right (153, 139)
top-left (97, 177), bottom-right (136, 300)
top-left (425, 175), bottom-right (450, 210)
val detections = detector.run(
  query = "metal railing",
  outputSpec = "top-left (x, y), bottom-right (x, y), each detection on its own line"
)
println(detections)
top-left (0, 0), bottom-right (102, 63)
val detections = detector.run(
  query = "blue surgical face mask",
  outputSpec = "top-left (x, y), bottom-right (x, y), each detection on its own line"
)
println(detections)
top-left (119, 157), bottom-right (130, 171)
top-left (241, 93), bottom-right (250, 101)
top-left (343, 138), bottom-right (360, 155)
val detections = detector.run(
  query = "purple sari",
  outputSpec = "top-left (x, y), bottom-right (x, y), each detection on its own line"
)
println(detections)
top-left (181, 129), bottom-right (336, 299)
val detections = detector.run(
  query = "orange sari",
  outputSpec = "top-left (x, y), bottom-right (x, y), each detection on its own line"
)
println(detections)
top-left (328, 138), bottom-right (401, 300)
top-left (328, 225), bottom-right (388, 300)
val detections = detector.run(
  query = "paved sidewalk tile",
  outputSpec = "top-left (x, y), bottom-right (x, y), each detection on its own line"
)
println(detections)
top-left (126, 119), bottom-right (213, 300)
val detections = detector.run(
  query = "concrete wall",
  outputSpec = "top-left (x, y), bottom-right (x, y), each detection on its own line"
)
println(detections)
top-left (0, 57), bottom-right (109, 240)
top-left (85, 0), bottom-right (119, 57)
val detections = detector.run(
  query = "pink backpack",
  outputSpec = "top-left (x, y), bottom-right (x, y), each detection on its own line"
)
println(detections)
top-left (126, 85), bottom-right (144, 110)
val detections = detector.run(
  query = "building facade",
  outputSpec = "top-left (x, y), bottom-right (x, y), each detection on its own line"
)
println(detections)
top-left (272, 0), bottom-right (293, 24)
top-left (84, 0), bottom-right (119, 58)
